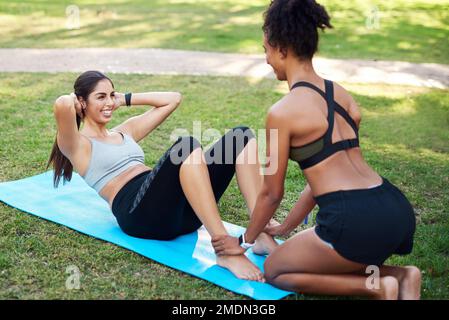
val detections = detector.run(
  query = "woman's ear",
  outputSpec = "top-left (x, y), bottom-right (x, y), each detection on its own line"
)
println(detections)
top-left (78, 97), bottom-right (87, 110)
top-left (279, 46), bottom-right (288, 59)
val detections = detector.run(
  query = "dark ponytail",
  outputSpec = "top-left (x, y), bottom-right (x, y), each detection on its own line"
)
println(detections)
top-left (262, 0), bottom-right (332, 60)
top-left (47, 70), bottom-right (113, 187)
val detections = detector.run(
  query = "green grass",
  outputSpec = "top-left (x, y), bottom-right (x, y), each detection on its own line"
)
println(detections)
top-left (0, 0), bottom-right (448, 64)
top-left (0, 73), bottom-right (448, 299)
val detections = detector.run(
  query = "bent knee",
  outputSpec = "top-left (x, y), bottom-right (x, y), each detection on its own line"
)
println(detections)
top-left (178, 135), bottom-right (202, 150)
top-left (232, 125), bottom-right (251, 133)
top-left (227, 126), bottom-right (255, 158)
top-left (231, 126), bottom-right (255, 144)
top-left (172, 136), bottom-right (202, 164)
top-left (263, 256), bottom-right (279, 284)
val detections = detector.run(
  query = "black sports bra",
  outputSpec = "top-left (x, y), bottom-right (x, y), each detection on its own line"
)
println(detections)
top-left (289, 79), bottom-right (359, 170)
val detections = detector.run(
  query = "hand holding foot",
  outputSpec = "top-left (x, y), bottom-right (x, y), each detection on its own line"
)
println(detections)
top-left (212, 234), bottom-right (265, 282)
top-left (266, 218), bottom-right (281, 228)
top-left (264, 221), bottom-right (291, 237)
top-left (211, 235), bottom-right (245, 256)
top-left (252, 232), bottom-right (279, 256)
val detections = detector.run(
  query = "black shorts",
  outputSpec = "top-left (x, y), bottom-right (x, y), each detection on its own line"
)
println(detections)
top-left (111, 126), bottom-right (255, 240)
top-left (314, 177), bottom-right (416, 266)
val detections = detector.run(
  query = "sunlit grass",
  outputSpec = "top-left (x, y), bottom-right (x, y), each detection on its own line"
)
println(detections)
top-left (0, 72), bottom-right (448, 299)
top-left (0, 0), bottom-right (447, 63)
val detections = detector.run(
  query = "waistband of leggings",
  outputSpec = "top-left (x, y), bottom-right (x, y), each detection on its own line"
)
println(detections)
top-left (313, 177), bottom-right (392, 207)
top-left (111, 170), bottom-right (152, 213)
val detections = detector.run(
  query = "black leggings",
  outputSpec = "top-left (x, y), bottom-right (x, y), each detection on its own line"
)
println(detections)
top-left (111, 126), bottom-right (255, 240)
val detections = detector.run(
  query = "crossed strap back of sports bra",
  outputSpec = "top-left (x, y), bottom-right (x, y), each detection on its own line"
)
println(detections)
top-left (289, 79), bottom-right (360, 170)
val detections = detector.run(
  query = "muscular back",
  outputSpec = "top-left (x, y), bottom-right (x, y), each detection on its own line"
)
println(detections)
top-left (274, 81), bottom-right (382, 197)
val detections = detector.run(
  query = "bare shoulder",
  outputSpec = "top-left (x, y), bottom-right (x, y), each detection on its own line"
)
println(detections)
top-left (111, 123), bottom-right (133, 137)
top-left (333, 82), bottom-right (358, 108)
top-left (333, 82), bottom-right (362, 124)
top-left (111, 115), bottom-right (141, 141)
top-left (267, 95), bottom-right (294, 125)
top-left (267, 89), bottom-right (318, 130)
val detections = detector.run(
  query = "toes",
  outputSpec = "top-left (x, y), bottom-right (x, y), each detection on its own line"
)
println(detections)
top-left (239, 271), bottom-right (265, 283)
top-left (240, 274), bottom-right (250, 280)
top-left (247, 271), bottom-right (259, 281)
top-left (254, 271), bottom-right (265, 282)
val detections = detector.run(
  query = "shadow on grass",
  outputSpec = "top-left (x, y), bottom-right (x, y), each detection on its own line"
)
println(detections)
top-left (0, 1), bottom-right (266, 52)
top-left (1, 0), bottom-right (448, 63)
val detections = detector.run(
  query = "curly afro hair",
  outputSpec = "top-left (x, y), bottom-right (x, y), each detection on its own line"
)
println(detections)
top-left (262, 0), bottom-right (332, 60)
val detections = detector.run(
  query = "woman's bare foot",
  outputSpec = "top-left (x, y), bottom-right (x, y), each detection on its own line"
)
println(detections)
top-left (265, 218), bottom-right (282, 231)
top-left (252, 232), bottom-right (279, 256)
top-left (216, 255), bottom-right (265, 282)
top-left (373, 276), bottom-right (399, 300)
top-left (398, 266), bottom-right (421, 300)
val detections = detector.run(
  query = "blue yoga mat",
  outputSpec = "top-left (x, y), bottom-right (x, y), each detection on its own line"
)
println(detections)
top-left (0, 171), bottom-right (293, 300)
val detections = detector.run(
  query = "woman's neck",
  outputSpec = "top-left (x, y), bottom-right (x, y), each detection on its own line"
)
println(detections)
top-left (286, 59), bottom-right (322, 89)
top-left (81, 118), bottom-right (109, 138)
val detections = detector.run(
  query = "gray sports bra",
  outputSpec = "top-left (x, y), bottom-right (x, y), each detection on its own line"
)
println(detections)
top-left (81, 131), bottom-right (145, 193)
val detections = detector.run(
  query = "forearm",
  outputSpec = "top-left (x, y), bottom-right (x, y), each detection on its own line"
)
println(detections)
top-left (282, 184), bottom-right (316, 233)
top-left (125, 92), bottom-right (182, 108)
top-left (244, 191), bottom-right (282, 244)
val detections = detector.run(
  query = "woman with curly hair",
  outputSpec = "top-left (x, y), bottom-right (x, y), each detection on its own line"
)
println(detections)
top-left (212, 0), bottom-right (421, 299)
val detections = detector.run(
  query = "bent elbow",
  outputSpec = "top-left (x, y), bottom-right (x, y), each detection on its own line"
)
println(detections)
top-left (53, 96), bottom-right (73, 115)
top-left (173, 92), bottom-right (182, 106)
top-left (55, 94), bottom-right (74, 107)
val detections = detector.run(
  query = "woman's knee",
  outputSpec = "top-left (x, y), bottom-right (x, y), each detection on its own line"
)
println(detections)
top-left (178, 135), bottom-right (202, 150)
top-left (231, 126), bottom-right (255, 147)
top-left (263, 255), bottom-right (280, 284)
top-left (171, 136), bottom-right (202, 164)
top-left (222, 126), bottom-right (255, 162)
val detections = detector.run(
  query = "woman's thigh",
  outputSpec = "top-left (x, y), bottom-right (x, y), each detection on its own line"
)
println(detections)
top-left (119, 128), bottom-right (255, 238)
top-left (179, 127), bottom-right (256, 231)
top-left (118, 136), bottom-right (202, 239)
top-left (264, 227), bottom-right (367, 279)
top-left (203, 126), bottom-right (255, 201)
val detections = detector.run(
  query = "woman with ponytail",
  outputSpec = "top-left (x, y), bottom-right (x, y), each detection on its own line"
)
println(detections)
top-left (48, 70), bottom-right (279, 282)
top-left (212, 0), bottom-right (421, 299)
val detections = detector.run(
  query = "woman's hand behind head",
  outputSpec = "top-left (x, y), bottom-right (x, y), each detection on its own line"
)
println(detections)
top-left (70, 92), bottom-right (84, 119)
top-left (113, 92), bottom-right (125, 111)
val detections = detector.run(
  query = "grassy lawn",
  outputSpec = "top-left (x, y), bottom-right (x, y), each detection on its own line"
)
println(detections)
top-left (0, 72), bottom-right (448, 299)
top-left (0, 0), bottom-right (448, 64)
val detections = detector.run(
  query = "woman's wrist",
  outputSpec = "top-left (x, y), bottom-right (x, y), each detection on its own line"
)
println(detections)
top-left (280, 222), bottom-right (293, 235)
top-left (116, 92), bottom-right (126, 107)
top-left (242, 232), bottom-right (256, 245)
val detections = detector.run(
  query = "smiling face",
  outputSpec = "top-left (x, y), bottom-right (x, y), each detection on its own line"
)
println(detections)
top-left (80, 79), bottom-right (116, 124)
top-left (263, 33), bottom-right (287, 81)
